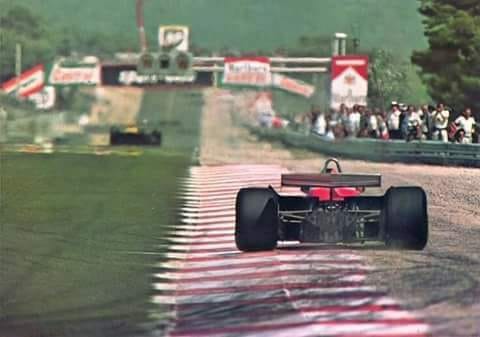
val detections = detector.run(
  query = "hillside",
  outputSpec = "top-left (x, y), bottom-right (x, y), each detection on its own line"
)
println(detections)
top-left (14, 0), bottom-right (426, 58)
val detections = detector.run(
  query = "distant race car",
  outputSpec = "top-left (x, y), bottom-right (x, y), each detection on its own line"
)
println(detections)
top-left (235, 158), bottom-right (428, 251)
top-left (110, 125), bottom-right (162, 146)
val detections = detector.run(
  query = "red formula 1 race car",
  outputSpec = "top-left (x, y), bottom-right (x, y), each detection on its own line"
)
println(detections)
top-left (235, 158), bottom-right (428, 252)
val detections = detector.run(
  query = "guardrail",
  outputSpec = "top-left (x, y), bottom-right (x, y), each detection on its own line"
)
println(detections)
top-left (248, 125), bottom-right (480, 168)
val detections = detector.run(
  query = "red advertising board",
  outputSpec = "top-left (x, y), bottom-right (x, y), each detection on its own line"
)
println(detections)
top-left (331, 55), bottom-right (369, 109)
top-left (223, 57), bottom-right (271, 86)
top-left (1, 64), bottom-right (45, 97)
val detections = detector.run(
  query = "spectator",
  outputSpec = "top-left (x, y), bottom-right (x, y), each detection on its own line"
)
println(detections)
top-left (367, 108), bottom-right (380, 138)
top-left (432, 103), bottom-right (450, 142)
top-left (418, 105), bottom-right (432, 140)
top-left (328, 109), bottom-right (341, 130)
top-left (311, 110), bottom-right (327, 136)
top-left (387, 103), bottom-right (402, 139)
top-left (344, 107), bottom-right (356, 137)
top-left (378, 111), bottom-right (390, 140)
top-left (454, 108), bottom-right (476, 144)
top-left (403, 105), bottom-right (422, 141)
top-left (294, 100), bottom-right (474, 145)
top-left (350, 105), bottom-right (362, 137)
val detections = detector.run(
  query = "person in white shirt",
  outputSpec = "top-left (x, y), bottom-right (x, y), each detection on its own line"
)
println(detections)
top-left (367, 109), bottom-right (379, 138)
top-left (432, 103), bottom-right (450, 142)
top-left (454, 108), bottom-right (476, 144)
top-left (387, 104), bottom-right (402, 139)
top-left (403, 105), bottom-right (422, 141)
top-left (349, 106), bottom-right (361, 137)
top-left (312, 112), bottom-right (327, 136)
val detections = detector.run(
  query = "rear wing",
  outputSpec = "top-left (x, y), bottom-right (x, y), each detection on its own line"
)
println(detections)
top-left (281, 173), bottom-right (381, 188)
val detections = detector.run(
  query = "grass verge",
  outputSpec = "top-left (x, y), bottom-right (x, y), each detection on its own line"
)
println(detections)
top-left (0, 89), bottom-right (203, 337)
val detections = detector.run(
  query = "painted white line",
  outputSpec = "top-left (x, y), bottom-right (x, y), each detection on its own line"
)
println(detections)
top-left (180, 217), bottom-right (234, 225)
top-left (181, 170), bottom-right (282, 183)
top-left (179, 210), bottom-right (235, 218)
top-left (189, 168), bottom-right (281, 176)
top-left (151, 295), bottom-right (177, 305)
top-left (170, 223), bottom-right (233, 231)
top-left (178, 191), bottom-right (237, 198)
top-left (180, 205), bottom-right (234, 213)
top-left (181, 199), bottom-right (236, 207)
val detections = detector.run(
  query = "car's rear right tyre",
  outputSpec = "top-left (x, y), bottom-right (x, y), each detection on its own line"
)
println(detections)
top-left (235, 188), bottom-right (278, 252)
top-left (384, 186), bottom-right (428, 250)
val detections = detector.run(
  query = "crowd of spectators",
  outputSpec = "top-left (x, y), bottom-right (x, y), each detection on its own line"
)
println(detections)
top-left (301, 103), bottom-right (478, 144)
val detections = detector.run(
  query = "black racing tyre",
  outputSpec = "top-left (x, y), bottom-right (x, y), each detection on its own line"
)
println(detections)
top-left (235, 188), bottom-right (278, 252)
top-left (384, 186), bottom-right (428, 250)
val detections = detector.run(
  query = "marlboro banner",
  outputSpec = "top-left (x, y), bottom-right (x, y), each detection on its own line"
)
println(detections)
top-left (48, 59), bottom-right (100, 85)
top-left (1, 64), bottom-right (45, 97)
top-left (272, 74), bottom-right (315, 98)
top-left (223, 57), bottom-right (271, 87)
top-left (331, 56), bottom-right (368, 109)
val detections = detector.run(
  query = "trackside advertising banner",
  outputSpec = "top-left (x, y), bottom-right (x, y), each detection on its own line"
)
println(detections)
top-left (330, 55), bottom-right (368, 109)
top-left (48, 60), bottom-right (101, 86)
top-left (28, 86), bottom-right (56, 110)
top-left (272, 73), bottom-right (315, 98)
top-left (1, 64), bottom-right (45, 97)
top-left (223, 57), bottom-right (271, 87)
top-left (159, 25), bottom-right (190, 52)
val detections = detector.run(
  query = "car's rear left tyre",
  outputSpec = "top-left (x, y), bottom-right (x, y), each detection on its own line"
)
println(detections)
top-left (384, 186), bottom-right (428, 250)
top-left (235, 188), bottom-right (278, 252)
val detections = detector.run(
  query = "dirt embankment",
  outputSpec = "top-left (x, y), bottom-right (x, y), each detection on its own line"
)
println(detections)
top-left (199, 88), bottom-right (480, 337)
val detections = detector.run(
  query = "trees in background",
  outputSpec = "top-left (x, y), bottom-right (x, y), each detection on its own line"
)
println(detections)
top-left (0, 5), bottom-right (56, 82)
top-left (368, 49), bottom-right (411, 109)
top-left (0, 3), bottom-right (135, 82)
top-left (412, 0), bottom-right (480, 113)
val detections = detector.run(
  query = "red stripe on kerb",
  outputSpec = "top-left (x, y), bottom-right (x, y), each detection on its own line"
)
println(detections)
top-left (171, 319), bottom-right (425, 337)
top-left (173, 281), bottom-right (363, 296)
top-left (176, 269), bottom-right (366, 283)
top-left (175, 290), bottom-right (389, 310)
top-left (178, 261), bottom-right (361, 273)
top-left (183, 251), bottom-right (363, 262)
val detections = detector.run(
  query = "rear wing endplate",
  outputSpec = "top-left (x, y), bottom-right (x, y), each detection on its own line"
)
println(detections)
top-left (281, 173), bottom-right (381, 188)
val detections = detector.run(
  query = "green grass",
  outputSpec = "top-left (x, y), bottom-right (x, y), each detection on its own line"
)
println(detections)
top-left (0, 89), bottom-right (203, 337)
top-left (137, 89), bottom-right (203, 156)
top-left (12, 0), bottom-right (427, 59)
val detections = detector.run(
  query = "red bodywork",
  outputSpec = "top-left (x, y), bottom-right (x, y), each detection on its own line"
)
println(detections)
top-left (308, 187), bottom-right (361, 201)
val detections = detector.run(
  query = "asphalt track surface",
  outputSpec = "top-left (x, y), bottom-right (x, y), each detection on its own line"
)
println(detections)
top-left (192, 89), bottom-right (480, 337)
top-left (152, 165), bottom-right (432, 337)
